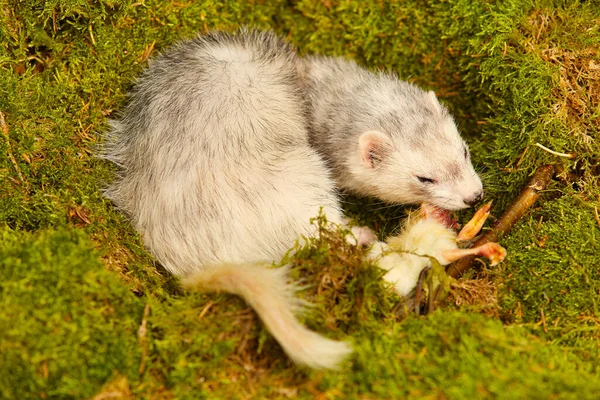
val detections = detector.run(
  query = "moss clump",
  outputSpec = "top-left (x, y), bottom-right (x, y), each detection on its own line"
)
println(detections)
top-left (0, 228), bottom-right (143, 399)
top-left (500, 195), bottom-right (600, 346)
top-left (350, 310), bottom-right (600, 399)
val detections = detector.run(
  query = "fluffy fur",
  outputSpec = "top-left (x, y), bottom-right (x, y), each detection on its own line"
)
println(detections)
top-left (370, 204), bottom-right (506, 297)
top-left (101, 29), bottom-right (350, 369)
top-left (369, 215), bottom-right (458, 297)
top-left (301, 56), bottom-right (483, 210)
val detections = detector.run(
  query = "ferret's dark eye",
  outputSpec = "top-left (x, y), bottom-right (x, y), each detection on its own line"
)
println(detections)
top-left (417, 176), bottom-right (436, 184)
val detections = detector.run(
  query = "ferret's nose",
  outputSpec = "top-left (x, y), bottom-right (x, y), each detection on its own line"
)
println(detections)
top-left (464, 191), bottom-right (484, 207)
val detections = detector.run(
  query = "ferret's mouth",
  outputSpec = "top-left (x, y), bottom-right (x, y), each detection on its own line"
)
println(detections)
top-left (420, 203), bottom-right (459, 230)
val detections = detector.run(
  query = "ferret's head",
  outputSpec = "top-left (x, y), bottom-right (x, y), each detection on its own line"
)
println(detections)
top-left (350, 90), bottom-right (483, 210)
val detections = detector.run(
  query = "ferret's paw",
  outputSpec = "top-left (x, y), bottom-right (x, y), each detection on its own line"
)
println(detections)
top-left (349, 225), bottom-right (378, 247)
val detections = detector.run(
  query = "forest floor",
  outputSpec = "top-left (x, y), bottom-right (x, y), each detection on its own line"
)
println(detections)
top-left (1, 1), bottom-right (599, 399)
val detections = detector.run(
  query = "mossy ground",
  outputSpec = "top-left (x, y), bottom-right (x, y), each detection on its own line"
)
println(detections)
top-left (1, 0), bottom-right (599, 398)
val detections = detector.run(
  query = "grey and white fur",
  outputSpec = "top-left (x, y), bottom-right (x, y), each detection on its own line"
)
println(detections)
top-left (301, 56), bottom-right (483, 210)
top-left (101, 28), bottom-right (483, 370)
top-left (102, 29), bottom-right (352, 370)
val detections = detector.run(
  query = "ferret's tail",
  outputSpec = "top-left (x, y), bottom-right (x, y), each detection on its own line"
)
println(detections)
top-left (182, 263), bottom-right (352, 370)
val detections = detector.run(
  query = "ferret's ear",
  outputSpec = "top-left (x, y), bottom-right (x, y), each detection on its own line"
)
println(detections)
top-left (358, 130), bottom-right (394, 169)
top-left (427, 90), bottom-right (443, 113)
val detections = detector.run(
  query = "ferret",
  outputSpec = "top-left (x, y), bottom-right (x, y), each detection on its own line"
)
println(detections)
top-left (300, 55), bottom-right (483, 210)
top-left (100, 28), bottom-right (487, 371)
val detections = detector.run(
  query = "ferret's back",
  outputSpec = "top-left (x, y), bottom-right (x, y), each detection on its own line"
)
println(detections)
top-left (103, 29), bottom-right (310, 205)
top-left (111, 29), bottom-right (305, 160)
top-left (102, 29), bottom-right (340, 275)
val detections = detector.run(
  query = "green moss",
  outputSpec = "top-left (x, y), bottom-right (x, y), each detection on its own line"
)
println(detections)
top-left (0, 228), bottom-right (143, 399)
top-left (350, 310), bottom-right (600, 399)
top-left (1, 0), bottom-right (599, 398)
top-left (500, 195), bottom-right (600, 341)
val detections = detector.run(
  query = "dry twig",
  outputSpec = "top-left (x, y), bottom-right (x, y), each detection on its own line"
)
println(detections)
top-left (137, 303), bottom-right (151, 375)
top-left (0, 111), bottom-right (25, 184)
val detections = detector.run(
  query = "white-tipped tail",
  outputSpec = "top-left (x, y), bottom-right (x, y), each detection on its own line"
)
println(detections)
top-left (182, 263), bottom-right (352, 370)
